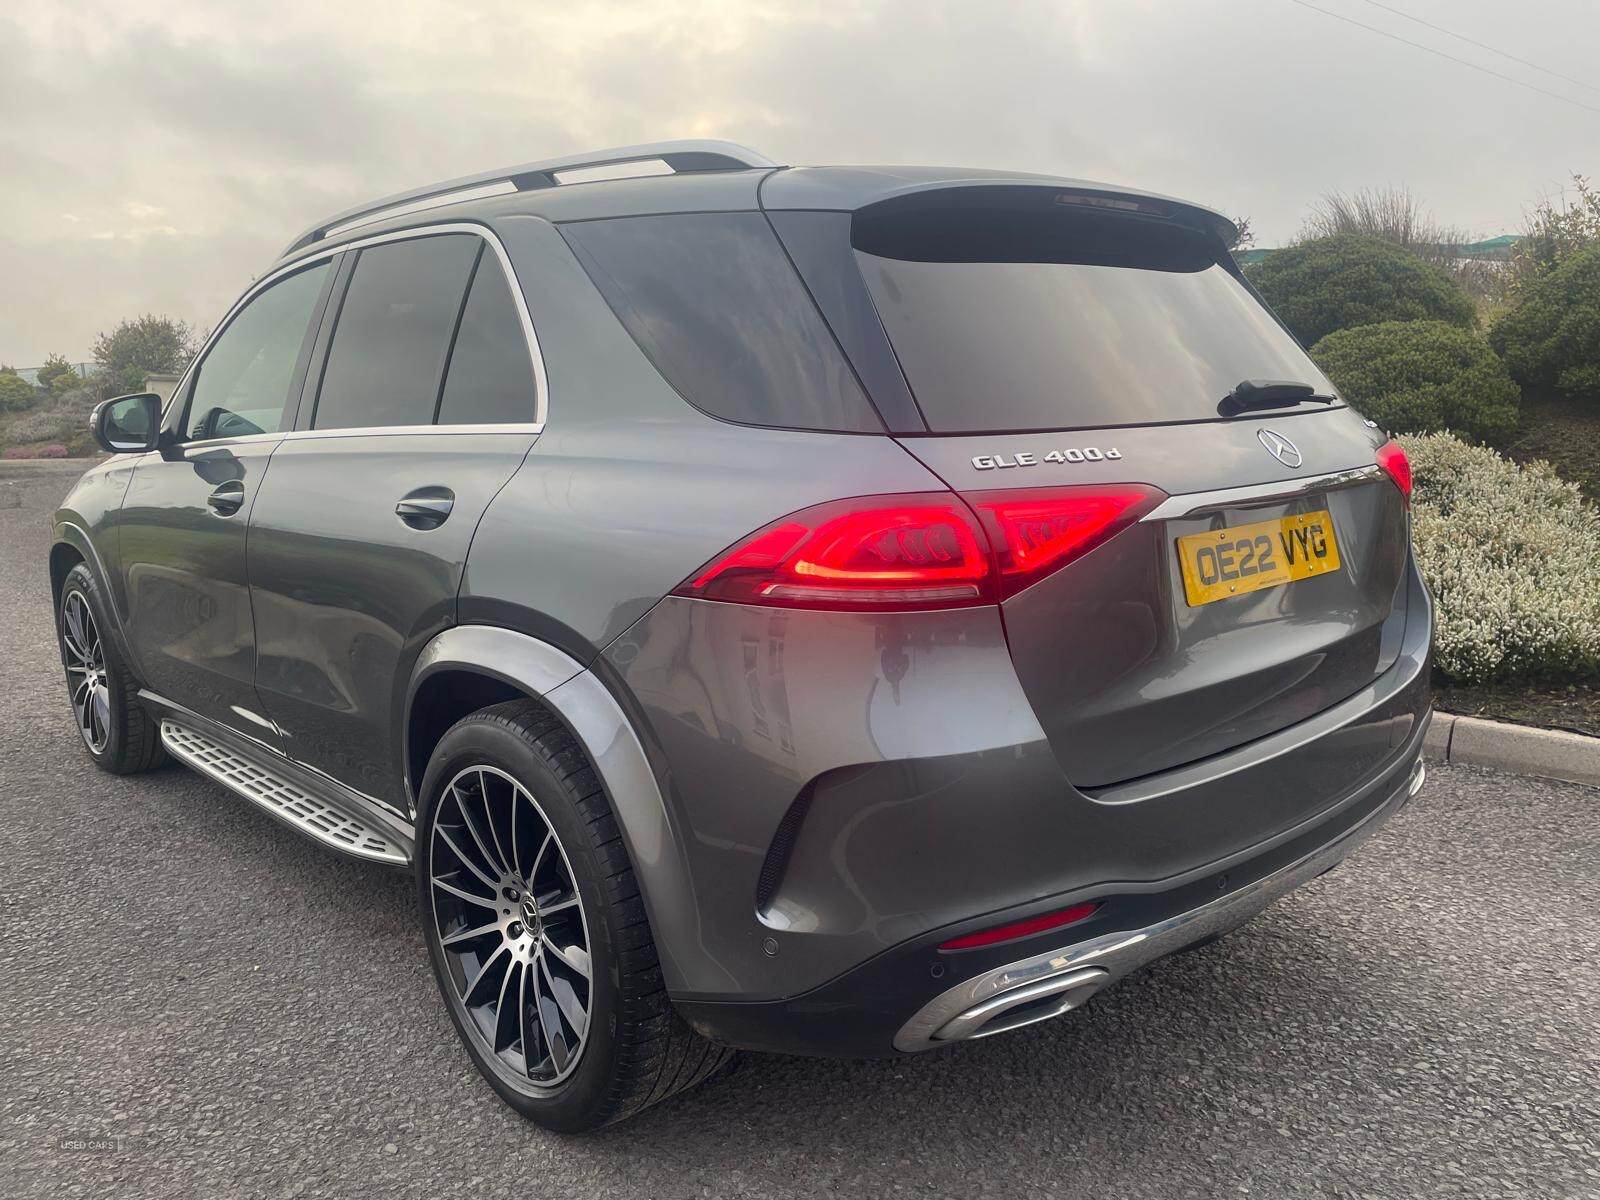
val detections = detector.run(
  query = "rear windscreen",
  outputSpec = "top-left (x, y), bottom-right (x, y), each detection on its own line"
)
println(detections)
top-left (852, 191), bottom-right (1338, 432)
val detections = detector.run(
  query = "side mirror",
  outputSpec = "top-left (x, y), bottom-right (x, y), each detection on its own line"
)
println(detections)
top-left (91, 392), bottom-right (162, 454)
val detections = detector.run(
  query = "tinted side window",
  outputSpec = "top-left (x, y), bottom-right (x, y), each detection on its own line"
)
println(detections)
top-left (562, 213), bottom-right (881, 433)
top-left (313, 234), bottom-right (479, 430)
top-left (184, 262), bottom-right (330, 441)
top-left (436, 251), bottom-right (536, 425)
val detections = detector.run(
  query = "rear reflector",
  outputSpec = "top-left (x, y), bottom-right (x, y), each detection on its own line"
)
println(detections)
top-left (674, 484), bottom-right (1165, 611)
top-left (1376, 440), bottom-right (1412, 505)
top-left (939, 902), bottom-right (1100, 951)
top-left (966, 484), bottom-right (1165, 600)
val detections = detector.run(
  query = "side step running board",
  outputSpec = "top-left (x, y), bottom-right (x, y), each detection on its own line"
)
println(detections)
top-left (160, 720), bottom-right (411, 865)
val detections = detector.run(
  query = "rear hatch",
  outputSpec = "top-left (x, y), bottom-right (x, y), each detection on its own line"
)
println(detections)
top-left (769, 179), bottom-right (1410, 786)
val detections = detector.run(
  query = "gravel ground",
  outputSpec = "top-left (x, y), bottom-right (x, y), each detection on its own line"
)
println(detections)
top-left (3, 459), bottom-right (1598, 1200)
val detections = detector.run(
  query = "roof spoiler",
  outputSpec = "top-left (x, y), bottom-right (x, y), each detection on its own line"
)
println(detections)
top-left (278, 139), bottom-right (782, 260)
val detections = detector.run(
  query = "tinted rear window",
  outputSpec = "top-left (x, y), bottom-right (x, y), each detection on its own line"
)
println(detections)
top-left (562, 213), bottom-right (881, 433)
top-left (437, 250), bottom-right (536, 425)
top-left (853, 193), bottom-right (1337, 432)
top-left (314, 234), bottom-right (479, 430)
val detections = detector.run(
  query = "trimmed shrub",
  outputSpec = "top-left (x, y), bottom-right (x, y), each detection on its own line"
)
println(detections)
top-left (1246, 233), bottom-right (1476, 346)
top-left (1489, 245), bottom-right (1600, 399)
top-left (1310, 320), bottom-right (1520, 444)
top-left (4, 406), bottom-right (82, 444)
top-left (1404, 432), bottom-right (1600, 684)
top-left (0, 369), bottom-right (37, 413)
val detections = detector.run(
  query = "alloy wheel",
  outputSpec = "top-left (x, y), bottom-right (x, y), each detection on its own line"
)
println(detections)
top-left (429, 765), bottom-right (593, 1087)
top-left (60, 590), bottom-right (110, 754)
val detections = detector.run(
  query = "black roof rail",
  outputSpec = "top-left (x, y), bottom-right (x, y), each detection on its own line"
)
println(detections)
top-left (279, 139), bottom-right (782, 259)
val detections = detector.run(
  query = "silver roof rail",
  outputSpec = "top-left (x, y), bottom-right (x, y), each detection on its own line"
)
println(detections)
top-left (279, 139), bottom-right (782, 259)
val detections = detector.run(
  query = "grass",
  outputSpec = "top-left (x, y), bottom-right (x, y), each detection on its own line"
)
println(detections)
top-left (1434, 681), bottom-right (1600, 738)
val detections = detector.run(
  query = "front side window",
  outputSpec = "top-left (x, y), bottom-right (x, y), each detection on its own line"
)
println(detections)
top-left (184, 261), bottom-right (330, 441)
top-left (313, 234), bottom-right (479, 430)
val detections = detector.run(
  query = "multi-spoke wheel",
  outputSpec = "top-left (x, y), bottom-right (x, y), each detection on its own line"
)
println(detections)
top-left (416, 699), bottom-right (732, 1132)
top-left (56, 563), bottom-right (164, 775)
top-left (429, 765), bottom-right (593, 1086)
top-left (60, 589), bottom-right (111, 753)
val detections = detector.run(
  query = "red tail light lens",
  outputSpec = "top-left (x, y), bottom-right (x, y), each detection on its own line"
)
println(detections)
top-left (939, 902), bottom-right (1100, 951)
top-left (966, 484), bottom-right (1166, 600)
top-left (1376, 439), bottom-right (1412, 505)
top-left (675, 492), bottom-right (993, 610)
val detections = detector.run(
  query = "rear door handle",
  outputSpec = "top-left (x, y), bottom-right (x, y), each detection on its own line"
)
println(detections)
top-left (207, 480), bottom-right (246, 516)
top-left (395, 487), bottom-right (455, 530)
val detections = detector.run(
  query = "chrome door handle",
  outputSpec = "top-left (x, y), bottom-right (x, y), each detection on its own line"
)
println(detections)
top-left (395, 488), bottom-right (454, 529)
top-left (207, 480), bottom-right (246, 516)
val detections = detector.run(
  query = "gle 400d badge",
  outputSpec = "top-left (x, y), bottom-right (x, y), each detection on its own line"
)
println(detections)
top-left (971, 447), bottom-right (1123, 470)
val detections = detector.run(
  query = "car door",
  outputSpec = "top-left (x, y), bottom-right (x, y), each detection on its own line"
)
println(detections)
top-left (247, 228), bottom-right (541, 810)
top-left (118, 258), bottom-right (337, 747)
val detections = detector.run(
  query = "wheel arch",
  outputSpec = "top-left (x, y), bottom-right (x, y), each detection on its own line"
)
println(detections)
top-left (50, 520), bottom-right (140, 671)
top-left (49, 539), bottom-right (86, 607)
top-left (405, 625), bottom-right (719, 995)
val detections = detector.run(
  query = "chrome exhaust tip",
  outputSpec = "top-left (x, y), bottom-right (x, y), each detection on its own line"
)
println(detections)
top-left (931, 966), bottom-right (1108, 1044)
top-left (1408, 759), bottom-right (1426, 798)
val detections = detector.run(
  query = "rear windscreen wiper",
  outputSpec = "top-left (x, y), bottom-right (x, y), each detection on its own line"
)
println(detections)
top-left (1220, 379), bottom-right (1337, 415)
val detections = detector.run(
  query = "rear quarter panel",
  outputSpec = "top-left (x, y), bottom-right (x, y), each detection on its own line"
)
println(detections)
top-left (463, 212), bottom-right (943, 659)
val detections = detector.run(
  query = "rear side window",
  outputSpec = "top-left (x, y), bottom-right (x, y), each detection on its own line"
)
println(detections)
top-left (436, 250), bottom-right (536, 425)
top-left (562, 213), bottom-right (881, 433)
top-left (313, 234), bottom-right (479, 430)
top-left (184, 261), bottom-right (329, 440)
top-left (852, 190), bottom-right (1338, 433)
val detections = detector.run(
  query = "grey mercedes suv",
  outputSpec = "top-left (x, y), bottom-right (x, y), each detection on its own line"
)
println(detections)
top-left (51, 140), bottom-right (1431, 1132)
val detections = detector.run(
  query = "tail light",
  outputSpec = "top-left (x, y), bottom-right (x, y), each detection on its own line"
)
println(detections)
top-left (674, 493), bottom-right (992, 610)
top-left (1376, 439), bottom-right (1412, 505)
top-left (966, 484), bottom-right (1165, 600)
top-left (939, 901), bottom-right (1100, 951)
top-left (673, 484), bottom-right (1165, 611)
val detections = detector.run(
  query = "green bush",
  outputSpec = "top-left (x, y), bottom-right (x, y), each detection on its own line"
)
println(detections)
top-left (1489, 245), bottom-right (1600, 399)
top-left (0, 369), bottom-right (37, 413)
top-left (1310, 320), bottom-right (1520, 444)
top-left (1404, 432), bottom-right (1600, 684)
top-left (1246, 233), bottom-right (1476, 346)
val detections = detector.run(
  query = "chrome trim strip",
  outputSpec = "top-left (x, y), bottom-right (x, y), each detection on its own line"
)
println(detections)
top-left (277, 423), bottom-right (537, 442)
top-left (894, 756), bottom-right (1422, 1052)
top-left (1141, 465), bottom-right (1384, 522)
top-left (162, 221), bottom-right (548, 443)
top-left (170, 432), bottom-right (286, 452)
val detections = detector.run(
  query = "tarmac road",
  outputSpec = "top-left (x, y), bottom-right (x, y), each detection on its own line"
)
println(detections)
top-left (2, 459), bottom-right (1597, 1199)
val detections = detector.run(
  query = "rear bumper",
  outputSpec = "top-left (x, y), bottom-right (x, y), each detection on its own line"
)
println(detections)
top-left (677, 718), bottom-right (1429, 1057)
top-left (608, 556), bottom-right (1433, 1003)
top-left (894, 755), bottom-right (1425, 1051)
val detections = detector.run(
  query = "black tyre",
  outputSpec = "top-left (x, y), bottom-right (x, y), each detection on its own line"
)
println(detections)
top-left (416, 700), bottom-right (731, 1132)
top-left (57, 562), bottom-right (165, 775)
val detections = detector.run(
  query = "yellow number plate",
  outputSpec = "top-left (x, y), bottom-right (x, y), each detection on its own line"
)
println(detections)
top-left (1176, 511), bottom-right (1342, 606)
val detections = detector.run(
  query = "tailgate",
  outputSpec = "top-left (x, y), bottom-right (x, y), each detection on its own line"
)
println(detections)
top-left (900, 413), bottom-right (1409, 786)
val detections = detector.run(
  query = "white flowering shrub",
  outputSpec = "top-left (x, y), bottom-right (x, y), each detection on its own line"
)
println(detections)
top-left (1402, 432), bottom-right (1600, 683)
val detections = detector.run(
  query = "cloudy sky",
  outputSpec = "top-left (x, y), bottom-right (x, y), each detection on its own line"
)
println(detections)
top-left (2, 0), bottom-right (1595, 365)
